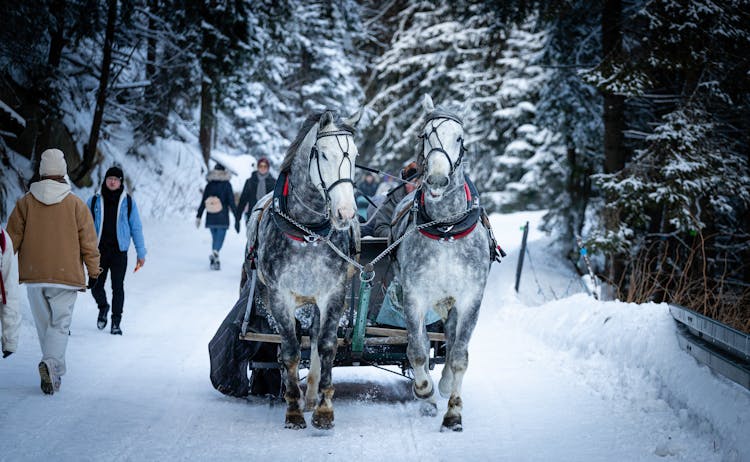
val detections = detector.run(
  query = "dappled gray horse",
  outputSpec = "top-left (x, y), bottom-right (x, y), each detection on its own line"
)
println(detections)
top-left (252, 110), bottom-right (360, 429)
top-left (392, 95), bottom-right (492, 431)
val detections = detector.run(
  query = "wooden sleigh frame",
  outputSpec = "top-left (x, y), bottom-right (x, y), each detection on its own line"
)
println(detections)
top-left (239, 237), bottom-right (446, 375)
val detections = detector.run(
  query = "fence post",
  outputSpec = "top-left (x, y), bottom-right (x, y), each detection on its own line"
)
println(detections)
top-left (515, 221), bottom-right (529, 292)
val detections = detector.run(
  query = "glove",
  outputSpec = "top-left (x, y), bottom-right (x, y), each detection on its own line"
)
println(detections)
top-left (195, 217), bottom-right (201, 228)
top-left (87, 276), bottom-right (99, 290)
top-left (234, 221), bottom-right (240, 233)
top-left (2, 351), bottom-right (12, 358)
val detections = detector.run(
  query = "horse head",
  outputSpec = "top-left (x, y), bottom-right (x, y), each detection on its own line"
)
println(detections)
top-left (308, 109), bottom-right (362, 230)
top-left (418, 94), bottom-right (466, 200)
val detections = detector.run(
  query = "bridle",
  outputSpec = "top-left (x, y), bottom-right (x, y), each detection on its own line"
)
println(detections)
top-left (309, 129), bottom-right (356, 207)
top-left (419, 114), bottom-right (467, 180)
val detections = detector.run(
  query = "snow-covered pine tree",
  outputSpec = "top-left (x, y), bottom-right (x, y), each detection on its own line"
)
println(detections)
top-left (219, 0), bottom-right (366, 167)
top-left (362, 1), bottom-right (509, 178)
top-left (586, 0), bottom-right (750, 308)
top-left (532, 1), bottom-right (603, 259)
top-left (478, 17), bottom-right (562, 213)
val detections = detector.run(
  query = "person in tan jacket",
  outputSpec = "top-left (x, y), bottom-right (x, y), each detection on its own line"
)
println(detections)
top-left (6, 148), bottom-right (101, 395)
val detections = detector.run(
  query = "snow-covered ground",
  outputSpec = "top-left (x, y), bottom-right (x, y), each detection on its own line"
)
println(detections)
top-left (1, 211), bottom-right (748, 461)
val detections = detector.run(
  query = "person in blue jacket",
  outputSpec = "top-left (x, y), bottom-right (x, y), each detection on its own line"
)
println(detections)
top-left (88, 166), bottom-right (147, 335)
top-left (196, 163), bottom-right (239, 270)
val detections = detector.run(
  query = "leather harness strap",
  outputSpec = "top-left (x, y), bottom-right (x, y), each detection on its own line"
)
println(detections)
top-left (271, 171), bottom-right (332, 242)
top-left (414, 176), bottom-right (481, 241)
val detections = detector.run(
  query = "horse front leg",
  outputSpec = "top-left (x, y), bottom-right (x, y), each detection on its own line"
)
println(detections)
top-left (311, 297), bottom-right (345, 430)
top-left (273, 304), bottom-right (306, 429)
top-left (440, 301), bottom-right (480, 432)
top-left (304, 306), bottom-right (321, 411)
top-left (404, 294), bottom-right (437, 416)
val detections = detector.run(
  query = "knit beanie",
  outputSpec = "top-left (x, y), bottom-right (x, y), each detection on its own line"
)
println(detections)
top-left (105, 166), bottom-right (124, 180)
top-left (39, 148), bottom-right (67, 176)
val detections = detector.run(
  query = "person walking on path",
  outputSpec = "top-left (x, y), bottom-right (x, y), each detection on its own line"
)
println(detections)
top-left (196, 163), bottom-right (239, 270)
top-left (357, 173), bottom-right (379, 198)
top-left (1, 226), bottom-right (21, 360)
top-left (87, 166), bottom-right (147, 335)
top-left (6, 148), bottom-right (101, 395)
top-left (236, 157), bottom-right (275, 224)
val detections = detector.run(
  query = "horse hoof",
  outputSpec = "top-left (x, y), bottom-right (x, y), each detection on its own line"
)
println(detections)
top-left (440, 415), bottom-right (462, 432)
top-left (311, 410), bottom-right (335, 430)
top-left (419, 401), bottom-right (438, 417)
top-left (285, 413), bottom-right (307, 429)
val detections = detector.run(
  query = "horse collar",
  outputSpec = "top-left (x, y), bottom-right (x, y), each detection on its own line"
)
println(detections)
top-left (272, 171), bottom-right (331, 242)
top-left (415, 175), bottom-right (481, 241)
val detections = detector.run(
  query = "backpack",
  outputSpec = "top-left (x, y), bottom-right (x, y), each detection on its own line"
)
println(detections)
top-left (204, 196), bottom-right (223, 214)
top-left (90, 194), bottom-right (132, 219)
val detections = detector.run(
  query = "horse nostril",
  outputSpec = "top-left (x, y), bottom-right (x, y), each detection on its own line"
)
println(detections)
top-left (336, 207), bottom-right (354, 221)
top-left (427, 175), bottom-right (449, 188)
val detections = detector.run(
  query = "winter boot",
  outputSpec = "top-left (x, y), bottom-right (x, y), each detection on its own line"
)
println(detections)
top-left (111, 315), bottom-right (122, 335)
top-left (38, 361), bottom-right (55, 395)
top-left (97, 305), bottom-right (109, 330)
top-left (210, 250), bottom-right (221, 270)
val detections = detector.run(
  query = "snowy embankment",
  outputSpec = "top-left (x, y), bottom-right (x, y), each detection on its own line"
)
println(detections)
top-left (0, 210), bottom-right (748, 461)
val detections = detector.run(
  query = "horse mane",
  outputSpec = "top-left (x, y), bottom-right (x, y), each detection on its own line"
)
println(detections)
top-left (280, 111), bottom-right (356, 173)
top-left (415, 104), bottom-right (465, 170)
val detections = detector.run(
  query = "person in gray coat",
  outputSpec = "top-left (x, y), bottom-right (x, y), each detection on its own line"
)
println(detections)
top-left (362, 162), bottom-right (419, 237)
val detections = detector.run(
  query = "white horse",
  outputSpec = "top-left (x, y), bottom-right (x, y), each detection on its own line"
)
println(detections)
top-left (252, 110), bottom-right (361, 429)
top-left (392, 95), bottom-right (492, 431)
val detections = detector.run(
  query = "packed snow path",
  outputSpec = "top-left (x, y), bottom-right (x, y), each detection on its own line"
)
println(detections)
top-left (1, 212), bottom-right (747, 461)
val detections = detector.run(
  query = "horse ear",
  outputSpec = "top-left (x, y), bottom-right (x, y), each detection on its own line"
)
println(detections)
top-left (319, 111), bottom-right (334, 129)
top-left (343, 107), bottom-right (362, 128)
top-left (422, 94), bottom-right (434, 112)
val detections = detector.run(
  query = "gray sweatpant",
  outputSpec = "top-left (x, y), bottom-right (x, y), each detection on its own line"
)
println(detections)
top-left (27, 286), bottom-right (77, 377)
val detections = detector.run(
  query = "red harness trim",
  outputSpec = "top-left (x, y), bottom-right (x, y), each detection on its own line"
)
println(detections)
top-left (0, 229), bottom-right (7, 305)
top-left (419, 222), bottom-right (477, 240)
top-left (418, 182), bottom-right (476, 241)
top-left (283, 176), bottom-right (290, 197)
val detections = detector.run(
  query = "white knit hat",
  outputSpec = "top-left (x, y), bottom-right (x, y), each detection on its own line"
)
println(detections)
top-left (39, 148), bottom-right (67, 176)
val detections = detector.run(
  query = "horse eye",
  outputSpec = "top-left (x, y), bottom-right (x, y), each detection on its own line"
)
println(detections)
top-left (320, 151), bottom-right (328, 160)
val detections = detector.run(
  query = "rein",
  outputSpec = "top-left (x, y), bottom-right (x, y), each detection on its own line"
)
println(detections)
top-left (277, 201), bottom-right (478, 281)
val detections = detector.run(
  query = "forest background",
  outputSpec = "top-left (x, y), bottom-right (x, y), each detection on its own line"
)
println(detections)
top-left (1, 0), bottom-right (748, 330)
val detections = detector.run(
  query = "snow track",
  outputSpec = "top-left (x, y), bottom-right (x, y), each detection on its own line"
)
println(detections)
top-left (0, 212), bottom-right (747, 461)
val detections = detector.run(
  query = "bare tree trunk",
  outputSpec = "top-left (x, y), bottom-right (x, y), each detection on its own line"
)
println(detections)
top-left (141, 0), bottom-right (158, 141)
top-left (199, 78), bottom-right (213, 165)
top-left (47, 0), bottom-right (66, 68)
top-left (601, 0), bottom-right (626, 294)
top-left (73, 0), bottom-right (117, 185)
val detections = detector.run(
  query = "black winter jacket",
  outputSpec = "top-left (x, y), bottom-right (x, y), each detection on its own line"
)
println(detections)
top-left (197, 170), bottom-right (238, 228)
top-left (237, 171), bottom-right (276, 222)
